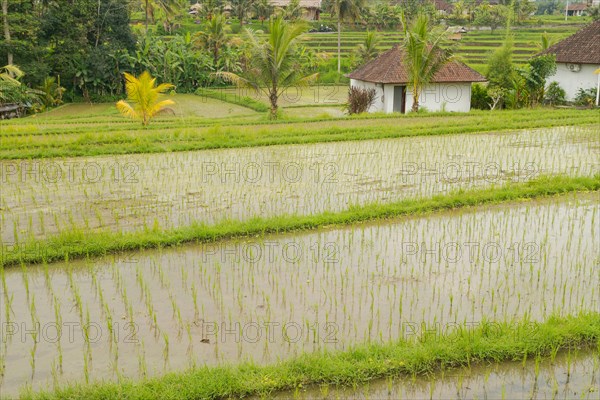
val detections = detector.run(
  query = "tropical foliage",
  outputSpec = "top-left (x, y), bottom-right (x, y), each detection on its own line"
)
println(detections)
top-left (400, 13), bottom-right (456, 112)
top-left (116, 71), bottom-right (175, 126)
top-left (352, 31), bottom-right (381, 68)
top-left (325, 0), bottom-right (366, 73)
top-left (216, 17), bottom-right (318, 119)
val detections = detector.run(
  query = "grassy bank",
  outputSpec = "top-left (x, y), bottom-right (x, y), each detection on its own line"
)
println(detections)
top-left (1, 108), bottom-right (598, 159)
top-left (21, 313), bottom-right (600, 399)
top-left (2, 174), bottom-right (598, 267)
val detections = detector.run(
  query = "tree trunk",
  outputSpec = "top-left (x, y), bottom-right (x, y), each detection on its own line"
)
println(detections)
top-left (145, 0), bottom-right (149, 33)
top-left (2, 0), bottom-right (12, 65)
top-left (269, 90), bottom-right (278, 120)
top-left (337, 19), bottom-right (341, 74)
top-left (411, 88), bottom-right (419, 112)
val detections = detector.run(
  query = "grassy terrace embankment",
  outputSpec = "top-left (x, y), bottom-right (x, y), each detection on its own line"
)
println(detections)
top-left (1, 108), bottom-right (598, 159)
top-left (2, 174), bottom-right (598, 267)
top-left (20, 313), bottom-right (600, 400)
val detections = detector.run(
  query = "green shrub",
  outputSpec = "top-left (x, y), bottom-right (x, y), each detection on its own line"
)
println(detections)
top-left (543, 82), bottom-right (566, 106)
top-left (471, 84), bottom-right (492, 110)
top-left (573, 87), bottom-right (597, 107)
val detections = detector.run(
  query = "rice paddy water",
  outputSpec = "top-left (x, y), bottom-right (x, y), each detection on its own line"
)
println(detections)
top-left (1, 193), bottom-right (598, 396)
top-left (1, 126), bottom-right (598, 244)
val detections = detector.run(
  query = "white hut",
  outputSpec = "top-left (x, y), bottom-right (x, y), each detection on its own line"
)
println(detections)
top-left (347, 45), bottom-right (486, 113)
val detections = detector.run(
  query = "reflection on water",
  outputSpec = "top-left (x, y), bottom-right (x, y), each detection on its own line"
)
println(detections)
top-left (1, 194), bottom-right (598, 396)
top-left (1, 126), bottom-right (598, 243)
top-left (268, 349), bottom-right (599, 400)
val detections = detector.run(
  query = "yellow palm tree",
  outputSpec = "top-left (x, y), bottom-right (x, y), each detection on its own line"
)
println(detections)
top-left (116, 71), bottom-right (175, 126)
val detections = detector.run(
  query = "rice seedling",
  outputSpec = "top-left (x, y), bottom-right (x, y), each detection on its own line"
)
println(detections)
top-left (1, 126), bottom-right (598, 248)
top-left (1, 173), bottom-right (598, 397)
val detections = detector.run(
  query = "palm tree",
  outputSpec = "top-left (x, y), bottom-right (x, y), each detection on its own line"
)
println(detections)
top-left (140, 0), bottom-right (183, 33)
top-left (283, 0), bottom-right (303, 21)
top-left (37, 76), bottom-right (66, 109)
top-left (355, 31), bottom-right (380, 66)
top-left (231, 0), bottom-right (253, 26)
top-left (326, 0), bottom-right (366, 73)
top-left (535, 32), bottom-right (555, 52)
top-left (215, 17), bottom-right (318, 119)
top-left (194, 14), bottom-right (228, 66)
top-left (201, 0), bottom-right (224, 20)
top-left (400, 13), bottom-right (456, 112)
top-left (2, 0), bottom-right (12, 65)
top-left (252, 0), bottom-right (272, 26)
top-left (116, 71), bottom-right (175, 126)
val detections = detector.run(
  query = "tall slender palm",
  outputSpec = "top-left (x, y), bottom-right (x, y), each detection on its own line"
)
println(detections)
top-left (194, 14), bottom-right (228, 66)
top-left (283, 0), bottom-right (303, 21)
top-left (201, 0), bottom-right (224, 20)
top-left (2, 0), bottom-right (12, 65)
top-left (252, 0), bottom-right (272, 26)
top-left (400, 13), bottom-right (456, 112)
top-left (326, 0), bottom-right (366, 73)
top-left (231, 0), bottom-right (253, 26)
top-left (140, 0), bottom-right (183, 33)
top-left (215, 17), bottom-right (318, 119)
top-left (116, 71), bottom-right (174, 126)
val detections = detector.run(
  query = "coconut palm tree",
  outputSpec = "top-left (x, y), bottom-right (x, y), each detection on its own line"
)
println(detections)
top-left (400, 13), bottom-right (456, 112)
top-left (194, 14), bottom-right (229, 66)
top-left (252, 0), bottom-right (272, 26)
top-left (326, 0), bottom-right (366, 73)
top-left (140, 0), bottom-right (184, 33)
top-left (2, 0), bottom-right (12, 65)
top-left (231, 0), bottom-right (253, 26)
top-left (283, 0), bottom-right (303, 21)
top-left (215, 17), bottom-right (318, 119)
top-left (355, 31), bottom-right (380, 66)
top-left (116, 71), bottom-right (174, 126)
top-left (200, 0), bottom-right (224, 20)
top-left (535, 32), bottom-right (555, 52)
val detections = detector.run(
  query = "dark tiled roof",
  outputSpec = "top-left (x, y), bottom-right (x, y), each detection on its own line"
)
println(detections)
top-left (346, 44), bottom-right (486, 84)
top-left (540, 20), bottom-right (600, 64)
top-left (566, 3), bottom-right (588, 11)
top-left (433, 0), bottom-right (453, 12)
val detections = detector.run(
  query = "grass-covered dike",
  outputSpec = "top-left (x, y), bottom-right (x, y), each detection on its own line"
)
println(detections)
top-left (2, 174), bottom-right (598, 267)
top-left (1, 108), bottom-right (598, 160)
top-left (20, 313), bottom-right (600, 400)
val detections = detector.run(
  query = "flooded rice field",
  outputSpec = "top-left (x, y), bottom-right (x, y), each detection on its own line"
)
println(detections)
top-left (1, 126), bottom-right (598, 243)
top-left (1, 193), bottom-right (598, 396)
top-left (268, 349), bottom-right (599, 400)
